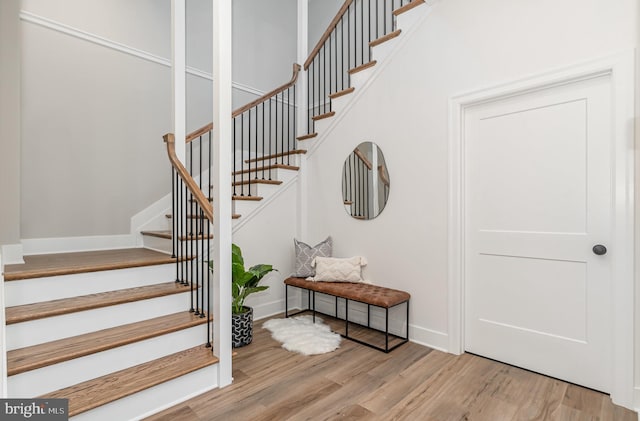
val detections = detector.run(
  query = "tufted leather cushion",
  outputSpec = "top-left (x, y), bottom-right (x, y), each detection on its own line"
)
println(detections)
top-left (285, 277), bottom-right (410, 308)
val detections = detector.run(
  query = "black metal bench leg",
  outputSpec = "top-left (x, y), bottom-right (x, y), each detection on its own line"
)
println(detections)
top-left (385, 307), bottom-right (390, 352)
top-left (285, 284), bottom-right (289, 317)
top-left (312, 291), bottom-right (316, 323)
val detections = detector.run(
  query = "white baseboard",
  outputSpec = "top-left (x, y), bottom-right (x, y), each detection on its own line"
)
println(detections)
top-left (251, 299), bottom-right (286, 321)
top-left (21, 234), bottom-right (137, 256)
top-left (409, 324), bottom-right (449, 353)
top-left (0, 243), bottom-right (24, 264)
top-left (634, 387), bottom-right (640, 415)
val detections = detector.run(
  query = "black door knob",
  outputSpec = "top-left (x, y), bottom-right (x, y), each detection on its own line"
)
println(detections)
top-left (593, 244), bottom-right (607, 255)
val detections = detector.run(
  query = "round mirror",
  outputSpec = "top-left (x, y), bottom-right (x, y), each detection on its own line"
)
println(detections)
top-left (342, 142), bottom-right (390, 220)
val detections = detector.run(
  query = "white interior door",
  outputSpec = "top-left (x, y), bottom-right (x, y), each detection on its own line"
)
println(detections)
top-left (463, 74), bottom-right (612, 392)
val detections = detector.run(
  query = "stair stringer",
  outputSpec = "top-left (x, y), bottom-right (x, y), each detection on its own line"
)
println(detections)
top-left (304, 2), bottom-right (435, 158)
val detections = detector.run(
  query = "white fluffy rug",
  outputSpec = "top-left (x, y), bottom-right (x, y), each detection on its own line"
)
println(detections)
top-left (262, 315), bottom-right (341, 355)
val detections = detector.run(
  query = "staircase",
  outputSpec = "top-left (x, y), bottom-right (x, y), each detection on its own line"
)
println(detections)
top-left (0, 1), bottom-right (432, 418)
top-left (140, 0), bottom-right (429, 252)
top-left (3, 248), bottom-right (218, 420)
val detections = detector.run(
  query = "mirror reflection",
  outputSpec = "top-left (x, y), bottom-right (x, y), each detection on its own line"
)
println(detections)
top-left (342, 142), bottom-right (390, 220)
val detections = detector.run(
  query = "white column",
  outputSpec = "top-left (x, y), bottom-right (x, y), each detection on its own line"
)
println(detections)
top-left (171, 0), bottom-right (186, 163)
top-left (212, 0), bottom-right (233, 388)
top-left (296, 0), bottom-right (309, 239)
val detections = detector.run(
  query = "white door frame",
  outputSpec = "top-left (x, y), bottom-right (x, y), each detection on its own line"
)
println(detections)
top-left (448, 52), bottom-right (635, 408)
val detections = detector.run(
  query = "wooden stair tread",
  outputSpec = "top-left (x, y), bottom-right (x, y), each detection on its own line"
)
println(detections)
top-left (232, 179), bottom-right (283, 186)
top-left (8, 311), bottom-right (209, 376)
top-left (348, 60), bottom-right (377, 75)
top-left (232, 163), bottom-right (299, 175)
top-left (233, 214), bottom-right (241, 219)
top-left (165, 214), bottom-right (213, 221)
top-left (244, 149), bottom-right (307, 164)
top-left (232, 196), bottom-right (263, 201)
top-left (141, 230), bottom-right (172, 240)
top-left (312, 111), bottom-right (336, 121)
top-left (297, 133), bottom-right (318, 141)
top-left (393, 0), bottom-right (425, 16)
top-left (3, 248), bottom-right (177, 281)
top-left (5, 282), bottom-right (191, 325)
top-left (329, 87), bottom-right (355, 99)
top-left (370, 29), bottom-right (401, 47)
top-left (39, 345), bottom-right (218, 417)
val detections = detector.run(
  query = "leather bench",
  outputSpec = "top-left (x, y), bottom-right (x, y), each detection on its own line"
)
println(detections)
top-left (284, 277), bottom-right (410, 352)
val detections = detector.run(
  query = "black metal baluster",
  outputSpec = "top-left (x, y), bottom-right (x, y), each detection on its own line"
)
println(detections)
top-left (307, 65), bottom-right (311, 134)
top-left (248, 109), bottom-right (252, 196)
top-left (269, 98), bottom-right (273, 180)
top-left (329, 33), bottom-right (333, 102)
top-left (281, 91), bottom-right (284, 164)
top-left (286, 88), bottom-right (291, 165)
top-left (262, 102), bottom-right (265, 179)
top-left (233, 118), bottom-right (237, 196)
top-left (240, 113), bottom-right (245, 196)
top-left (293, 83), bottom-right (296, 153)
top-left (253, 106), bottom-right (258, 181)
top-left (184, 181), bottom-right (189, 285)
top-left (361, 0), bottom-right (364, 66)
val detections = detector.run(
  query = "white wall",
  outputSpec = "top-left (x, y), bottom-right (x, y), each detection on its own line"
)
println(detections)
top-left (233, 0), bottom-right (297, 93)
top-left (308, 0), bottom-right (343, 51)
top-left (0, 0), bottom-right (22, 246)
top-left (305, 0), bottom-right (637, 354)
top-left (232, 181), bottom-right (299, 321)
top-left (18, 0), bottom-right (297, 241)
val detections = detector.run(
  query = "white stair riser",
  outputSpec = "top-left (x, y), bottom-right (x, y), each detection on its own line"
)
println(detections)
top-left (141, 235), bottom-right (173, 254)
top-left (396, 3), bottom-right (427, 31)
top-left (233, 167), bottom-right (297, 185)
top-left (232, 199), bottom-right (262, 216)
top-left (70, 364), bottom-right (218, 421)
top-left (8, 325), bottom-right (209, 397)
top-left (6, 292), bottom-right (196, 349)
top-left (233, 182), bottom-right (280, 197)
top-left (243, 154), bottom-right (303, 168)
top-left (370, 36), bottom-right (396, 65)
top-left (5, 264), bottom-right (175, 307)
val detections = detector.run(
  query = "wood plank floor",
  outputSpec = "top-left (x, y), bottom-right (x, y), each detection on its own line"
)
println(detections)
top-left (145, 314), bottom-right (637, 421)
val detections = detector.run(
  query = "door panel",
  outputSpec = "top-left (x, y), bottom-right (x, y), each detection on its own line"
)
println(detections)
top-left (464, 75), bottom-right (612, 392)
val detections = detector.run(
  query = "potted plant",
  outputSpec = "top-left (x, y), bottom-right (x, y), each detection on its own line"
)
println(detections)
top-left (211, 244), bottom-right (276, 348)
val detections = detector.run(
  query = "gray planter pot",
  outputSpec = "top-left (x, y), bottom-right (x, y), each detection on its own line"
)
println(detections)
top-left (232, 306), bottom-right (253, 348)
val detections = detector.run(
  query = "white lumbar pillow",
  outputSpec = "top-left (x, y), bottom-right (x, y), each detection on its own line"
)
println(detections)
top-left (309, 256), bottom-right (367, 282)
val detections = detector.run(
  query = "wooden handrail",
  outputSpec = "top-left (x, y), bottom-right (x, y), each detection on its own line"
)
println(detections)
top-left (163, 133), bottom-right (214, 222)
top-left (232, 63), bottom-right (301, 117)
top-left (182, 63), bottom-right (301, 144)
top-left (354, 148), bottom-right (373, 170)
top-left (186, 123), bottom-right (213, 144)
top-left (304, 0), bottom-right (353, 70)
